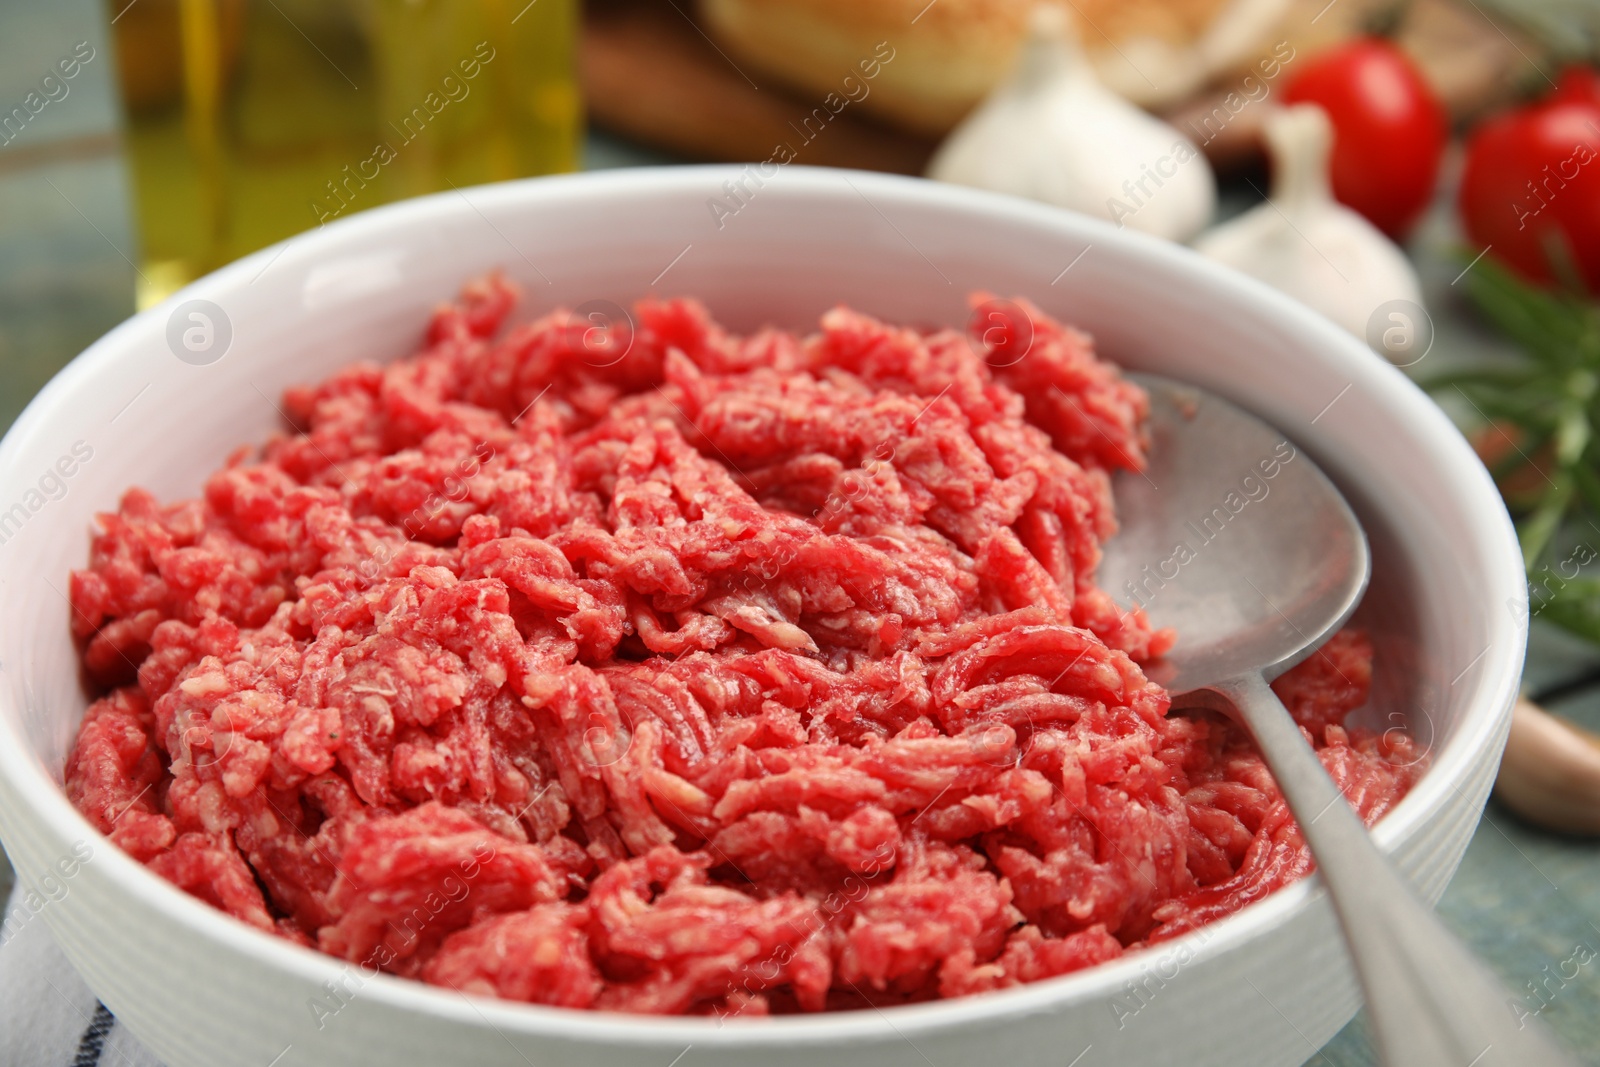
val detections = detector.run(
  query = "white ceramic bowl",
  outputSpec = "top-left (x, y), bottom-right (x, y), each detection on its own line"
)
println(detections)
top-left (0, 167), bottom-right (1522, 1067)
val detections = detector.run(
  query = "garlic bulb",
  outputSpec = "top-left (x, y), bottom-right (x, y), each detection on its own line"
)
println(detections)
top-left (1193, 104), bottom-right (1424, 353)
top-left (926, 5), bottom-right (1216, 243)
top-left (1495, 698), bottom-right (1600, 836)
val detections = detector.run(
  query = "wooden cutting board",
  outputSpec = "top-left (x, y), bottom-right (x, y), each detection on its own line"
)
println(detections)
top-left (581, 0), bottom-right (1546, 174)
top-left (581, 2), bottom-right (937, 173)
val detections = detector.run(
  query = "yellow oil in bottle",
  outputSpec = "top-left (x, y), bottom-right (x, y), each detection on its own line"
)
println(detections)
top-left (110, 0), bottom-right (579, 308)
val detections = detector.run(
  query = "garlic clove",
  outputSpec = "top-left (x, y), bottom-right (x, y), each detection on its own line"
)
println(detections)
top-left (1494, 697), bottom-right (1600, 836)
top-left (926, 5), bottom-right (1216, 243)
top-left (1192, 104), bottom-right (1424, 352)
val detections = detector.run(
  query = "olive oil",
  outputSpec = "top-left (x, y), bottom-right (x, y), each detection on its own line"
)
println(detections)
top-left (109, 0), bottom-right (579, 307)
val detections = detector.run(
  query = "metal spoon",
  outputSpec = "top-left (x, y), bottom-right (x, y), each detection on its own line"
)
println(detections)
top-left (1098, 373), bottom-right (1577, 1067)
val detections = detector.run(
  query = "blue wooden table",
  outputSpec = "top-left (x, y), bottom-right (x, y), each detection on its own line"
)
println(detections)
top-left (1, 2), bottom-right (1598, 1063)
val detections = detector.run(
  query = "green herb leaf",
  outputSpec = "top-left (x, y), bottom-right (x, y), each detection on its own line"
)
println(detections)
top-left (1533, 577), bottom-right (1600, 646)
top-left (1428, 253), bottom-right (1600, 647)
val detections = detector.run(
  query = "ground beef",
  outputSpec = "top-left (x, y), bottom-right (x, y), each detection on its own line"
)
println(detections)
top-left (63, 277), bottom-right (1421, 1016)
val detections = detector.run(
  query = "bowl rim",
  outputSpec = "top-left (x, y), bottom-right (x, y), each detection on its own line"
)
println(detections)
top-left (0, 164), bottom-right (1526, 1046)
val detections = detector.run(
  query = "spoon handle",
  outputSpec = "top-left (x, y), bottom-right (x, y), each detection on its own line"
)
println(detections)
top-left (1210, 672), bottom-right (1579, 1067)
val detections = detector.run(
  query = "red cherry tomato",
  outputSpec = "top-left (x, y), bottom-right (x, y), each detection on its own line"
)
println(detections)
top-left (1460, 68), bottom-right (1600, 291)
top-left (1282, 38), bottom-right (1448, 238)
top-left (1551, 66), bottom-right (1600, 108)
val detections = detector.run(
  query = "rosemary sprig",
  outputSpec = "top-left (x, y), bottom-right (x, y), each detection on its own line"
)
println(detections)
top-left (1416, 257), bottom-right (1600, 645)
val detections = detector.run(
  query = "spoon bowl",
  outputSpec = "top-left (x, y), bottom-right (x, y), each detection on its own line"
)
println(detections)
top-left (1101, 374), bottom-right (1369, 693)
top-left (1100, 373), bottom-right (1577, 1067)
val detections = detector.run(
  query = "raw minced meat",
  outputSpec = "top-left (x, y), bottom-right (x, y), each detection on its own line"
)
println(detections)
top-left (63, 277), bottom-right (1421, 1015)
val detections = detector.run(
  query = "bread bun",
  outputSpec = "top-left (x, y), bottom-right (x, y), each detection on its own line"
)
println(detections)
top-left (699, 0), bottom-right (1035, 136)
top-left (699, 0), bottom-right (1292, 134)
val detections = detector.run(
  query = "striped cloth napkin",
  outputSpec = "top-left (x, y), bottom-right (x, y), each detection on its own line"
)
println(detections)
top-left (0, 889), bottom-right (163, 1067)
